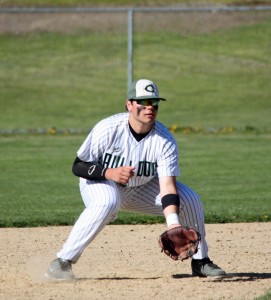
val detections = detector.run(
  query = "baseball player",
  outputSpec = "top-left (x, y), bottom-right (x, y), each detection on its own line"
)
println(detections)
top-left (45, 79), bottom-right (226, 281)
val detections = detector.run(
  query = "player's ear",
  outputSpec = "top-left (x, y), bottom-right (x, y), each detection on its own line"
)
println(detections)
top-left (126, 100), bottom-right (133, 112)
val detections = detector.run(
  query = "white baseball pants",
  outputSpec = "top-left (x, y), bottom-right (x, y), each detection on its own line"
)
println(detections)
top-left (57, 177), bottom-right (208, 262)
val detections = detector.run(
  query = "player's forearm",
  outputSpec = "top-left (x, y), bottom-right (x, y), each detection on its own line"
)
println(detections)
top-left (72, 156), bottom-right (107, 180)
top-left (163, 205), bottom-right (181, 228)
top-left (163, 204), bottom-right (179, 217)
top-left (159, 177), bottom-right (181, 227)
top-left (162, 194), bottom-right (181, 227)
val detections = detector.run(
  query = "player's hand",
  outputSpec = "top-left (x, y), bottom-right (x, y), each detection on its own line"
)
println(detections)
top-left (105, 166), bottom-right (135, 184)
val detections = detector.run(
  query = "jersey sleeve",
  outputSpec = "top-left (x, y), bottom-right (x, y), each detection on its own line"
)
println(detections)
top-left (77, 121), bottom-right (108, 163)
top-left (156, 135), bottom-right (180, 178)
top-left (76, 113), bottom-right (128, 164)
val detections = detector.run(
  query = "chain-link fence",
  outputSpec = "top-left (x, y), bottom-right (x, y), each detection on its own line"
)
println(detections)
top-left (0, 6), bottom-right (270, 132)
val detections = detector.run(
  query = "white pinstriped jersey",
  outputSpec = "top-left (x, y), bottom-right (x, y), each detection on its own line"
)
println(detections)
top-left (77, 112), bottom-right (180, 187)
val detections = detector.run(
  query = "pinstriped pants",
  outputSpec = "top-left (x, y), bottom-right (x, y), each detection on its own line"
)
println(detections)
top-left (57, 177), bottom-right (208, 262)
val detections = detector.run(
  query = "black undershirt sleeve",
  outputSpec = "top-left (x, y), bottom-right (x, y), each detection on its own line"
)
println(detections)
top-left (72, 156), bottom-right (107, 180)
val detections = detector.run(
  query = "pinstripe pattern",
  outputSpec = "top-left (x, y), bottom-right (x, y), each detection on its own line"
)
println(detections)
top-left (57, 180), bottom-right (121, 262)
top-left (119, 178), bottom-right (208, 259)
top-left (56, 112), bottom-right (208, 262)
top-left (76, 113), bottom-right (180, 187)
top-left (57, 177), bottom-right (208, 261)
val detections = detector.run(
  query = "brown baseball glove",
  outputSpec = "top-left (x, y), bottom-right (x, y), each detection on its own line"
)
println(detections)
top-left (158, 226), bottom-right (201, 261)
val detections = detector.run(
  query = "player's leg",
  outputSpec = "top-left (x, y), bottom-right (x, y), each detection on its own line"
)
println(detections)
top-left (119, 178), bottom-right (225, 278)
top-left (119, 178), bottom-right (208, 258)
top-left (57, 179), bottom-right (121, 262)
top-left (45, 179), bottom-right (120, 280)
top-left (175, 181), bottom-right (226, 277)
top-left (175, 181), bottom-right (208, 259)
top-left (118, 178), bottom-right (164, 215)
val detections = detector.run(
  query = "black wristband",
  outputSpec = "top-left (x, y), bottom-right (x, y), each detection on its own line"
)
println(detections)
top-left (161, 194), bottom-right (180, 210)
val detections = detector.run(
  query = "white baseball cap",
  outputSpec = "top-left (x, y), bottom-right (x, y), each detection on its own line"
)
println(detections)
top-left (127, 79), bottom-right (166, 101)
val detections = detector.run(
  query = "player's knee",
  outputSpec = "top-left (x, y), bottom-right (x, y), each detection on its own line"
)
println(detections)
top-left (86, 197), bottom-right (120, 223)
top-left (100, 196), bottom-right (121, 214)
top-left (179, 189), bottom-right (204, 213)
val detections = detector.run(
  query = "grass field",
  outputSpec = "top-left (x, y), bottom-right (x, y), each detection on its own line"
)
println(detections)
top-left (0, 1), bottom-right (270, 227)
top-left (0, 133), bottom-right (270, 227)
top-left (0, 17), bottom-right (270, 131)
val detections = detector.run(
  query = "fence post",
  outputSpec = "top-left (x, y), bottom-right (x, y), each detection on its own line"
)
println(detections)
top-left (127, 8), bottom-right (134, 89)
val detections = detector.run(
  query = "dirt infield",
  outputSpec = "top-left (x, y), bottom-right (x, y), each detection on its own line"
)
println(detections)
top-left (0, 223), bottom-right (270, 300)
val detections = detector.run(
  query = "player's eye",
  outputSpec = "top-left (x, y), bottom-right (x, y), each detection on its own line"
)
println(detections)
top-left (135, 100), bottom-right (159, 107)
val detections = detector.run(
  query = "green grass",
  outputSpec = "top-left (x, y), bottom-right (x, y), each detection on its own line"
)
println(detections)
top-left (0, 32), bottom-right (128, 130)
top-left (0, 4), bottom-right (270, 227)
top-left (254, 289), bottom-right (271, 300)
top-left (0, 20), bottom-right (270, 131)
top-left (175, 133), bottom-right (271, 223)
top-left (133, 23), bottom-right (271, 130)
top-left (0, 133), bottom-right (270, 227)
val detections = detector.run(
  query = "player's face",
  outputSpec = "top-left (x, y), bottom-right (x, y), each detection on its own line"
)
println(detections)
top-left (127, 99), bottom-right (159, 128)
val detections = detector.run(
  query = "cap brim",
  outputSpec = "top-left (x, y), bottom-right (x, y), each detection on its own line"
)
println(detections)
top-left (129, 95), bottom-right (166, 101)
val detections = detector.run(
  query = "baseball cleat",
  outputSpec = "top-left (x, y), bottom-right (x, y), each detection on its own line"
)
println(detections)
top-left (191, 257), bottom-right (226, 278)
top-left (45, 258), bottom-right (75, 281)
